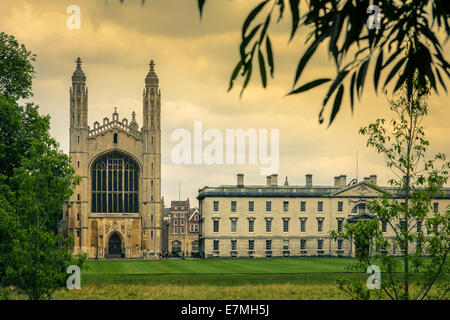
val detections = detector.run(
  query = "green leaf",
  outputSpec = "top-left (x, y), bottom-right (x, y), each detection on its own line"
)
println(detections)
top-left (288, 0), bottom-right (300, 41)
top-left (259, 15), bottom-right (271, 43)
top-left (323, 69), bottom-right (349, 107)
top-left (266, 36), bottom-right (274, 77)
top-left (240, 24), bottom-right (262, 61)
top-left (350, 72), bottom-right (356, 114)
top-left (293, 37), bottom-right (322, 86)
top-left (356, 60), bottom-right (369, 99)
top-left (228, 60), bottom-right (243, 92)
top-left (383, 57), bottom-right (407, 89)
top-left (329, 84), bottom-right (344, 126)
top-left (258, 48), bottom-right (267, 88)
top-left (288, 78), bottom-right (331, 95)
top-left (240, 63), bottom-right (253, 98)
top-left (374, 49), bottom-right (383, 92)
top-left (197, 0), bottom-right (207, 19)
top-left (276, 0), bottom-right (285, 22)
top-left (242, 0), bottom-right (269, 38)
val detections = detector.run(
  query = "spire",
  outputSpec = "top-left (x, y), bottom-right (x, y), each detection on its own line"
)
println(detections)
top-left (72, 57), bottom-right (86, 85)
top-left (145, 59), bottom-right (159, 88)
top-left (284, 176), bottom-right (289, 186)
top-left (130, 110), bottom-right (139, 131)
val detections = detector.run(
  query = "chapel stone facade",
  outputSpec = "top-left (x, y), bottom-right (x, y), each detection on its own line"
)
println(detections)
top-left (59, 58), bottom-right (163, 259)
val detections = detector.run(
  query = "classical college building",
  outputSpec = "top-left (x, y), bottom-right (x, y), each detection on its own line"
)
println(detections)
top-left (198, 173), bottom-right (450, 258)
top-left (59, 58), bottom-right (163, 259)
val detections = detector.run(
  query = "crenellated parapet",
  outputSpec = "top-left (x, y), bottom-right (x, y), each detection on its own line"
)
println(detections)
top-left (89, 108), bottom-right (142, 140)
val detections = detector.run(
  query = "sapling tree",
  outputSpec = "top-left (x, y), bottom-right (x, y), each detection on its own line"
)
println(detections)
top-left (331, 78), bottom-right (449, 300)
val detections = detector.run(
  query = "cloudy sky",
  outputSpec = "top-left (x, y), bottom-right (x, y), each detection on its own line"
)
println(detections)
top-left (1, 0), bottom-right (449, 205)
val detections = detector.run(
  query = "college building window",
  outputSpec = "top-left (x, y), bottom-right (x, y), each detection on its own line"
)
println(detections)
top-left (382, 219), bottom-right (387, 233)
top-left (433, 202), bottom-right (439, 213)
top-left (91, 152), bottom-right (139, 213)
top-left (265, 219), bottom-right (272, 232)
top-left (318, 201), bottom-right (323, 212)
top-left (231, 201), bottom-right (236, 212)
top-left (173, 227), bottom-right (178, 234)
top-left (317, 219), bottom-right (323, 233)
top-left (337, 239), bottom-right (343, 250)
top-left (283, 219), bottom-right (289, 232)
top-left (400, 220), bottom-right (406, 232)
top-left (283, 239), bottom-right (289, 250)
top-left (213, 240), bottom-right (219, 251)
top-left (231, 219), bottom-right (237, 233)
top-left (180, 227), bottom-right (185, 234)
top-left (213, 201), bottom-right (219, 211)
top-left (300, 239), bottom-right (307, 250)
top-left (338, 201), bottom-right (343, 212)
top-left (213, 220), bottom-right (219, 233)
top-left (300, 219), bottom-right (307, 233)
top-left (352, 203), bottom-right (368, 214)
top-left (337, 219), bottom-right (343, 232)
top-left (300, 201), bottom-right (306, 212)
top-left (249, 201), bottom-right (254, 212)
top-left (266, 240), bottom-right (272, 251)
top-left (318, 239), bottom-right (324, 250)
top-left (266, 201), bottom-right (271, 212)
top-left (283, 201), bottom-right (289, 212)
top-left (248, 219), bottom-right (254, 233)
top-left (231, 240), bottom-right (237, 251)
top-left (173, 220), bottom-right (178, 226)
top-left (417, 219), bottom-right (422, 233)
top-left (248, 240), bottom-right (254, 251)
top-left (180, 219), bottom-right (185, 226)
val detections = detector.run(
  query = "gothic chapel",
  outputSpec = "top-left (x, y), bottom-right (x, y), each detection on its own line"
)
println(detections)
top-left (59, 58), bottom-right (163, 259)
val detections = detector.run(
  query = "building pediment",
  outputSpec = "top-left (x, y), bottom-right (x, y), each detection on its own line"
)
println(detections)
top-left (332, 181), bottom-right (389, 198)
top-left (347, 212), bottom-right (377, 223)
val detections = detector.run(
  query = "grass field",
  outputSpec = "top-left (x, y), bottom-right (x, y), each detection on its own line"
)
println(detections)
top-left (84, 257), bottom-right (355, 274)
top-left (6, 257), bottom-right (446, 300)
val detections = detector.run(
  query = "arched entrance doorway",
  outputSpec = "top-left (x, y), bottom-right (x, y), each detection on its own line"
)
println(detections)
top-left (171, 240), bottom-right (182, 257)
top-left (108, 233), bottom-right (123, 258)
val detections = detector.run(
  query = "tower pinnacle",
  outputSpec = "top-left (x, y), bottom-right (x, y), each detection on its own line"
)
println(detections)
top-left (145, 59), bottom-right (159, 87)
top-left (72, 57), bottom-right (86, 85)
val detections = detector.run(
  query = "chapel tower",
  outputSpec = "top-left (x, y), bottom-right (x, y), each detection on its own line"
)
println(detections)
top-left (142, 60), bottom-right (162, 252)
top-left (69, 57), bottom-right (89, 254)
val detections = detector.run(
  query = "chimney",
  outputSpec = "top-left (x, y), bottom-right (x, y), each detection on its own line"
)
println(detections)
top-left (363, 177), bottom-right (371, 183)
top-left (237, 173), bottom-right (244, 187)
top-left (369, 175), bottom-right (377, 185)
top-left (270, 174), bottom-right (278, 186)
top-left (339, 175), bottom-right (347, 187)
top-left (334, 176), bottom-right (340, 187)
top-left (306, 174), bottom-right (313, 188)
top-left (266, 176), bottom-right (271, 186)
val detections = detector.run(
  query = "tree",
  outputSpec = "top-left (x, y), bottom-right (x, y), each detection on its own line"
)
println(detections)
top-left (194, 0), bottom-right (450, 125)
top-left (0, 32), bottom-right (35, 100)
top-left (0, 33), bottom-right (84, 300)
top-left (331, 79), bottom-right (449, 300)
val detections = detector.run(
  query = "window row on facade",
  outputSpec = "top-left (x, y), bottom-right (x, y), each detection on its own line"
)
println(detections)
top-left (212, 218), bottom-right (435, 234)
top-left (212, 218), bottom-right (335, 233)
top-left (212, 200), bottom-right (442, 214)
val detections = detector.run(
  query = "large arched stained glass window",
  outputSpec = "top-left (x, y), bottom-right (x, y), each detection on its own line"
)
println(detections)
top-left (91, 152), bottom-right (139, 213)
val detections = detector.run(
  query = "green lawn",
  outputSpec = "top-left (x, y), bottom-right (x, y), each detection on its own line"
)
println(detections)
top-left (85, 257), bottom-right (354, 275)
top-left (82, 257), bottom-right (439, 287)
